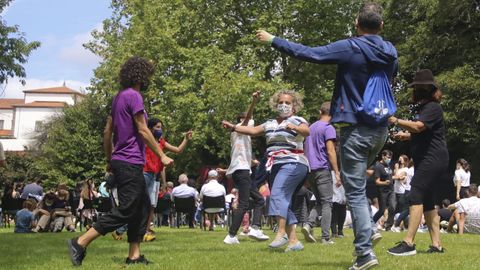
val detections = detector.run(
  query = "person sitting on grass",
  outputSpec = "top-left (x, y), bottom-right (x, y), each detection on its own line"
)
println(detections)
top-left (447, 184), bottom-right (480, 234)
top-left (33, 192), bottom-right (57, 232)
top-left (15, 199), bottom-right (37, 233)
top-left (51, 189), bottom-right (76, 232)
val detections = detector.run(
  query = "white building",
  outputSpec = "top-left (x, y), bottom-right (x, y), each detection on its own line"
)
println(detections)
top-left (0, 86), bottom-right (85, 151)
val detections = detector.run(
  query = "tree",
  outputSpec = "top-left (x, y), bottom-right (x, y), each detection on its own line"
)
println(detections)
top-left (32, 96), bottom-right (108, 188)
top-left (0, 0), bottom-right (40, 85)
top-left (382, 0), bottom-right (480, 182)
top-left (84, 0), bottom-right (359, 178)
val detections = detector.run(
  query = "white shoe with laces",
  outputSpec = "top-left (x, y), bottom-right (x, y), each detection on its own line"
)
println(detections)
top-left (223, 234), bottom-right (240, 245)
top-left (248, 228), bottom-right (270, 241)
top-left (390, 226), bottom-right (402, 233)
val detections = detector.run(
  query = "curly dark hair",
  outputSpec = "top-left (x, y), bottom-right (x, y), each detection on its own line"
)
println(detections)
top-left (119, 56), bottom-right (155, 90)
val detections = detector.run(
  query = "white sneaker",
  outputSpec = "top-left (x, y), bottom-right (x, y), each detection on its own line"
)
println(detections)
top-left (390, 226), bottom-right (402, 233)
top-left (223, 234), bottom-right (240, 245)
top-left (248, 228), bottom-right (270, 241)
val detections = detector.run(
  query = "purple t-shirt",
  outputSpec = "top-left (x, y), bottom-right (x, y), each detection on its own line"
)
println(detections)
top-left (110, 88), bottom-right (147, 165)
top-left (304, 120), bottom-right (336, 170)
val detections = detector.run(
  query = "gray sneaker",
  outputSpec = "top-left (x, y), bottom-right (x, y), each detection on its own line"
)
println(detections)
top-left (301, 225), bottom-right (316, 243)
top-left (67, 237), bottom-right (86, 266)
top-left (321, 238), bottom-right (335, 245)
top-left (371, 232), bottom-right (382, 248)
top-left (349, 252), bottom-right (379, 270)
top-left (268, 234), bottom-right (289, 248)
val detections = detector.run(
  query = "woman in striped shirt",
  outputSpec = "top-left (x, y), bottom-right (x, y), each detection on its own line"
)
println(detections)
top-left (222, 90), bottom-right (309, 252)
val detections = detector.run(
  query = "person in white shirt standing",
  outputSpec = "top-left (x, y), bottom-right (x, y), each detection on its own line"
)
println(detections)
top-left (448, 184), bottom-right (480, 234)
top-left (390, 155), bottom-right (409, 232)
top-left (221, 91), bottom-right (269, 245)
top-left (454, 159), bottom-right (471, 201)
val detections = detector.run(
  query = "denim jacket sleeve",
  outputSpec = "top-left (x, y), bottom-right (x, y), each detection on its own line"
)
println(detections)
top-left (271, 37), bottom-right (353, 65)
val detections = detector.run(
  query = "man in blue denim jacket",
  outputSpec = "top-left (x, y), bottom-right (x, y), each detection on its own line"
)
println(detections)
top-left (257, 2), bottom-right (397, 269)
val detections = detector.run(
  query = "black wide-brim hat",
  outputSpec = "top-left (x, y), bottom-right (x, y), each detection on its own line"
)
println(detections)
top-left (407, 69), bottom-right (439, 88)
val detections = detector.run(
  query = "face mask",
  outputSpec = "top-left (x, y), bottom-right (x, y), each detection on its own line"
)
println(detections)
top-left (385, 158), bottom-right (391, 165)
top-left (277, 104), bottom-right (293, 118)
top-left (153, 129), bottom-right (163, 139)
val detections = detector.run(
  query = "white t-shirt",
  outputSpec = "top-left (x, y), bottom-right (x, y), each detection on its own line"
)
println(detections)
top-left (454, 196), bottom-right (480, 234)
top-left (405, 167), bottom-right (413, 191)
top-left (226, 120), bottom-right (254, 175)
top-left (171, 184), bottom-right (198, 200)
top-left (199, 180), bottom-right (226, 199)
top-left (394, 167), bottom-right (408, 194)
top-left (454, 169), bottom-right (471, 187)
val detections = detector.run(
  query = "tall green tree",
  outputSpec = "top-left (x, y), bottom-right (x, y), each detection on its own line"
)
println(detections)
top-left (85, 0), bottom-right (359, 178)
top-left (32, 96), bottom-right (108, 187)
top-left (0, 0), bottom-right (40, 85)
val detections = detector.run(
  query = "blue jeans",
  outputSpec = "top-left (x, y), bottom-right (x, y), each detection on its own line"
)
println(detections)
top-left (269, 162), bottom-right (308, 225)
top-left (340, 125), bottom-right (388, 256)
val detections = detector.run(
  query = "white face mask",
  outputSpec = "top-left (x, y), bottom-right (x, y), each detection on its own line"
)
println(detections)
top-left (277, 103), bottom-right (293, 118)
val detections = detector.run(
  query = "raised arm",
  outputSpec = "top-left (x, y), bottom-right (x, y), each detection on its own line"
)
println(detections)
top-left (164, 131), bottom-right (193, 154)
top-left (240, 91), bottom-right (261, 126)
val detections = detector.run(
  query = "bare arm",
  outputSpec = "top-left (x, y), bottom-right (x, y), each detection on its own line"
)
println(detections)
top-left (456, 180), bottom-right (462, 201)
top-left (375, 177), bottom-right (390, 186)
top-left (389, 116), bottom-right (426, 134)
top-left (103, 116), bottom-right (114, 163)
top-left (326, 140), bottom-right (341, 186)
top-left (163, 131), bottom-right (193, 154)
top-left (222, 120), bottom-right (265, 136)
top-left (240, 91), bottom-right (260, 126)
top-left (286, 123), bottom-right (310, 137)
top-left (133, 113), bottom-right (173, 166)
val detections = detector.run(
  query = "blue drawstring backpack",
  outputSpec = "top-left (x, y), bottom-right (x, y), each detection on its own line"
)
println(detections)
top-left (357, 70), bottom-right (397, 125)
top-left (352, 38), bottom-right (397, 125)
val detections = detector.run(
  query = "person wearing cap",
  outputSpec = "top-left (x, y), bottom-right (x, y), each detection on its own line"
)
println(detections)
top-left (222, 90), bottom-right (310, 252)
top-left (199, 170), bottom-right (227, 231)
top-left (387, 69), bottom-right (448, 256)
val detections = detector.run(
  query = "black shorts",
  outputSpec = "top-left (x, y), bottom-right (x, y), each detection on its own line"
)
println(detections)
top-left (409, 160), bottom-right (450, 211)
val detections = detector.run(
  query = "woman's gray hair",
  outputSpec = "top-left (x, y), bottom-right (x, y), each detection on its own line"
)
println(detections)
top-left (269, 90), bottom-right (304, 113)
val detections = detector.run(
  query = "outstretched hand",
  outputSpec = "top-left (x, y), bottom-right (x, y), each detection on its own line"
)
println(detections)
top-left (161, 156), bottom-right (174, 167)
top-left (256, 30), bottom-right (274, 43)
top-left (185, 130), bottom-right (193, 140)
top-left (252, 91), bottom-right (261, 100)
top-left (222, 120), bottom-right (235, 130)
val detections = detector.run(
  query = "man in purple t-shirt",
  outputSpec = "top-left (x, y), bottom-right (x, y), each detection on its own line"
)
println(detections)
top-left (68, 56), bottom-right (173, 266)
top-left (302, 102), bottom-right (341, 244)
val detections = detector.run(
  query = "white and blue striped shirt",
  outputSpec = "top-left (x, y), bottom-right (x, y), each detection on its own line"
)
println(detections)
top-left (262, 116), bottom-right (309, 169)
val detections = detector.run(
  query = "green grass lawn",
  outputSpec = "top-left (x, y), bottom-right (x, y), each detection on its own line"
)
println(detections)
top-left (0, 226), bottom-right (478, 269)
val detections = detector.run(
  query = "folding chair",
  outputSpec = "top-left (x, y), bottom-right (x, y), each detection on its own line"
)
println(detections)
top-left (201, 196), bottom-right (226, 231)
top-left (173, 197), bottom-right (196, 228)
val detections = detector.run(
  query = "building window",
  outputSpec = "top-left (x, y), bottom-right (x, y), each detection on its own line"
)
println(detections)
top-left (34, 121), bottom-right (43, 132)
top-left (0, 120), bottom-right (4, 130)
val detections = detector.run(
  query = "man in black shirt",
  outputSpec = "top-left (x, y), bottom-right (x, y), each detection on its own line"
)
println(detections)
top-left (372, 150), bottom-right (395, 230)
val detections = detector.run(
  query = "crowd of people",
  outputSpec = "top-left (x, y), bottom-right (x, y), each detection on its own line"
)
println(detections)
top-left (0, 2), bottom-right (479, 270)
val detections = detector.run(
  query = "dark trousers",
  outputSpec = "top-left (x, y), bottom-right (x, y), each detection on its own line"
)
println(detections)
top-left (229, 170), bottom-right (265, 236)
top-left (331, 202), bottom-right (346, 235)
top-left (394, 190), bottom-right (410, 227)
top-left (93, 160), bottom-right (151, 243)
top-left (373, 188), bottom-right (396, 229)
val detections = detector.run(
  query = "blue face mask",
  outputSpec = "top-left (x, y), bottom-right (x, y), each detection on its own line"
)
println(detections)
top-left (153, 129), bottom-right (163, 139)
top-left (385, 158), bottom-right (391, 165)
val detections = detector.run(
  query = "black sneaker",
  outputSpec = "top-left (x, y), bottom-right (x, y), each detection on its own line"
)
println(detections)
top-left (126, 255), bottom-right (151, 265)
top-left (67, 237), bottom-right (86, 266)
top-left (426, 245), bottom-right (445, 253)
top-left (388, 241), bottom-right (417, 256)
top-left (348, 252), bottom-right (379, 270)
